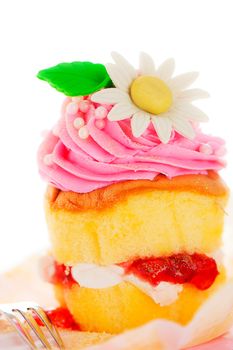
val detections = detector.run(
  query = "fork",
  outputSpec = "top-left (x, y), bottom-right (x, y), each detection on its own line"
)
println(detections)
top-left (0, 302), bottom-right (64, 349)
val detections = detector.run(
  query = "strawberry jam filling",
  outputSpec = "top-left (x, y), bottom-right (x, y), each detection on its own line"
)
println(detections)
top-left (121, 253), bottom-right (219, 290)
top-left (45, 253), bottom-right (218, 291)
top-left (45, 261), bottom-right (76, 287)
top-left (33, 307), bottom-right (80, 330)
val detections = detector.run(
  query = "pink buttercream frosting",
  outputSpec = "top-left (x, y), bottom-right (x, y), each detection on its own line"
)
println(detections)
top-left (38, 97), bottom-right (226, 193)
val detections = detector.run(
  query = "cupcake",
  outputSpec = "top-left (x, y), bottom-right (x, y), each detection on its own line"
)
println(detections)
top-left (37, 52), bottom-right (229, 334)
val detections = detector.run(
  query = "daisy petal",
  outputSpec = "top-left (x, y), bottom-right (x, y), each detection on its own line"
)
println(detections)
top-left (131, 112), bottom-right (151, 137)
top-left (156, 58), bottom-right (175, 81)
top-left (170, 117), bottom-right (196, 139)
top-left (139, 52), bottom-right (156, 76)
top-left (107, 102), bottom-right (139, 121)
top-left (168, 72), bottom-right (199, 91)
top-left (152, 116), bottom-right (173, 144)
top-left (111, 52), bottom-right (137, 80)
top-left (91, 88), bottom-right (130, 104)
top-left (175, 88), bottom-right (210, 101)
top-left (174, 103), bottom-right (209, 122)
top-left (106, 63), bottom-right (133, 92)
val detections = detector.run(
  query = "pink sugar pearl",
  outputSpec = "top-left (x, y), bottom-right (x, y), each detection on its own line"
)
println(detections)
top-left (102, 104), bottom-right (112, 111)
top-left (66, 102), bottom-right (79, 115)
top-left (199, 143), bottom-right (213, 155)
top-left (79, 100), bottom-right (90, 113)
top-left (95, 106), bottom-right (108, 119)
top-left (72, 96), bottom-right (83, 103)
top-left (95, 119), bottom-right (106, 130)
top-left (43, 154), bottom-right (53, 166)
top-left (73, 117), bottom-right (85, 129)
top-left (78, 126), bottom-right (89, 139)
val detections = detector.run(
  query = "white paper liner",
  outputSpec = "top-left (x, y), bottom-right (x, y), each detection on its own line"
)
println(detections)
top-left (85, 281), bottom-right (233, 350)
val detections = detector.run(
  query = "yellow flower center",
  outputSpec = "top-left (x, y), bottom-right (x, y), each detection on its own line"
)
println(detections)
top-left (130, 76), bottom-right (173, 115)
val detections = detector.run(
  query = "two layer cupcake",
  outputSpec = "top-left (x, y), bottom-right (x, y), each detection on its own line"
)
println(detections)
top-left (38, 53), bottom-right (229, 334)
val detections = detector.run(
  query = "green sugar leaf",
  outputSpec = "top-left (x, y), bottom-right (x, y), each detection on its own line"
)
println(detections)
top-left (37, 61), bottom-right (113, 96)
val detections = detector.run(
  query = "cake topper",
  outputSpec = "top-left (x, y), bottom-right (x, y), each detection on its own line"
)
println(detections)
top-left (92, 52), bottom-right (209, 143)
top-left (37, 52), bottom-right (209, 144)
top-left (37, 61), bottom-right (113, 96)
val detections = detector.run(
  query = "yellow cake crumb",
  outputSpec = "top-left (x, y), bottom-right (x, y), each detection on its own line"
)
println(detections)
top-left (46, 189), bottom-right (228, 265)
top-left (54, 271), bottom-right (225, 334)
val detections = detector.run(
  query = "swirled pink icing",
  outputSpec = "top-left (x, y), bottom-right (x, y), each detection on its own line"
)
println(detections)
top-left (38, 97), bottom-right (226, 193)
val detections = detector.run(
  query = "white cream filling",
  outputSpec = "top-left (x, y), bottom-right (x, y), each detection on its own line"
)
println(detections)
top-left (71, 264), bottom-right (124, 289)
top-left (41, 250), bottom-right (222, 306)
top-left (71, 263), bottom-right (183, 306)
top-left (125, 275), bottom-right (183, 306)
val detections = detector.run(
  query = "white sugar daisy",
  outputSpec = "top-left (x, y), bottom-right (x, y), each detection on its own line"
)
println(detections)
top-left (91, 52), bottom-right (209, 144)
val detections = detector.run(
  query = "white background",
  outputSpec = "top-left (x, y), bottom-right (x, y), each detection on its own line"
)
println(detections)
top-left (0, 0), bottom-right (232, 272)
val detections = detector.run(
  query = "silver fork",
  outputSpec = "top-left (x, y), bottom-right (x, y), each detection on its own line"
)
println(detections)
top-left (0, 302), bottom-right (64, 349)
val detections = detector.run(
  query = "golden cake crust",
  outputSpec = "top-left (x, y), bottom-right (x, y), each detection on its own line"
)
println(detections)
top-left (46, 171), bottom-right (228, 212)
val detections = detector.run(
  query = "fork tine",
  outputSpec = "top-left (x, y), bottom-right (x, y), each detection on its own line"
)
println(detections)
top-left (14, 308), bottom-right (52, 350)
top-left (1, 311), bottom-right (36, 350)
top-left (28, 307), bottom-right (64, 349)
top-left (1, 302), bottom-right (64, 350)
